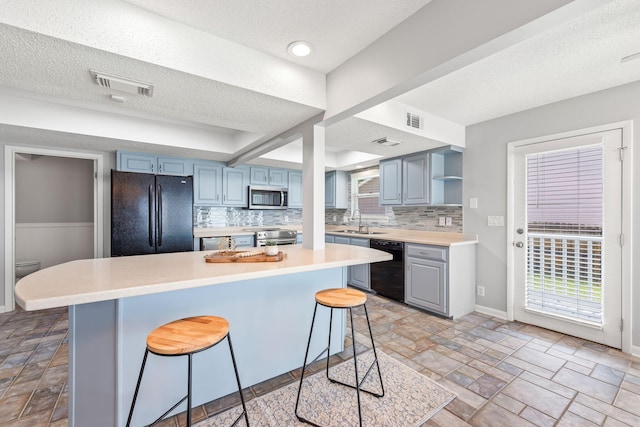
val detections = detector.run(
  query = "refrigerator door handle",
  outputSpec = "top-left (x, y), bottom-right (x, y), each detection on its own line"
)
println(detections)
top-left (157, 184), bottom-right (163, 246)
top-left (148, 185), bottom-right (154, 247)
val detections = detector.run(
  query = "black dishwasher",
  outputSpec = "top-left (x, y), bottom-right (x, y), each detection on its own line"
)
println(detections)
top-left (370, 240), bottom-right (405, 302)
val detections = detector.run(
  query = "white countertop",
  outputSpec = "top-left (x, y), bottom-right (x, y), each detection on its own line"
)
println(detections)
top-left (194, 225), bottom-right (478, 247)
top-left (15, 244), bottom-right (391, 311)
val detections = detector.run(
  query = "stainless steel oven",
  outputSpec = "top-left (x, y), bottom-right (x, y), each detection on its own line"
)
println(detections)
top-left (255, 229), bottom-right (297, 246)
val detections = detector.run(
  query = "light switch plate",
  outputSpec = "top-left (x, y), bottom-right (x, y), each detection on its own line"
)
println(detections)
top-left (488, 216), bottom-right (505, 227)
top-left (470, 198), bottom-right (478, 209)
top-left (445, 217), bottom-right (452, 226)
top-left (438, 217), bottom-right (446, 226)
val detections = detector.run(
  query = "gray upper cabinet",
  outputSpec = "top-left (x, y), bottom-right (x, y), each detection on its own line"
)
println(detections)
top-left (193, 163), bottom-right (223, 205)
top-left (250, 167), bottom-right (288, 187)
top-left (325, 170), bottom-right (348, 209)
top-left (288, 171), bottom-right (303, 208)
top-left (158, 156), bottom-right (193, 176)
top-left (222, 167), bottom-right (249, 207)
top-left (402, 153), bottom-right (430, 205)
top-left (118, 151), bottom-right (192, 176)
top-left (380, 153), bottom-right (430, 206)
top-left (379, 158), bottom-right (402, 205)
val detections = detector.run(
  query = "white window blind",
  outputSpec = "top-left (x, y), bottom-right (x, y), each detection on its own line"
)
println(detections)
top-left (525, 145), bottom-right (603, 324)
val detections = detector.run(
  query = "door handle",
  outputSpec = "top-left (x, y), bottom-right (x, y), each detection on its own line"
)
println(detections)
top-left (514, 241), bottom-right (524, 248)
top-left (157, 184), bottom-right (162, 246)
top-left (148, 185), bottom-right (154, 247)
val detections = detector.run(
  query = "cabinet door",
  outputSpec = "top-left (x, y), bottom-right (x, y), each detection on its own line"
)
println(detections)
top-left (325, 235), bottom-right (335, 243)
top-left (158, 157), bottom-right (192, 176)
top-left (222, 167), bottom-right (248, 207)
top-left (118, 152), bottom-right (157, 174)
top-left (334, 236), bottom-right (350, 245)
top-left (325, 172), bottom-right (336, 207)
top-left (349, 238), bottom-right (370, 290)
top-left (288, 171), bottom-right (303, 208)
top-left (325, 171), bottom-right (348, 208)
top-left (406, 257), bottom-right (447, 315)
top-left (193, 164), bottom-right (222, 205)
top-left (268, 169), bottom-right (288, 187)
top-left (250, 167), bottom-right (269, 185)
top-left (379, 159), bottom-right (402, 205)
top-left (402, 153), bottom-right (430, 205)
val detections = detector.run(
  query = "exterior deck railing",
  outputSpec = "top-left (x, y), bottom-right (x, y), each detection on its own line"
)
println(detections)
top-left (526, 232), bottom-right (603, 324)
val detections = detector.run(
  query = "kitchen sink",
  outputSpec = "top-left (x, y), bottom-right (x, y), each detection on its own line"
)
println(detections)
top-left (333, 230), bottom-right (387, 235)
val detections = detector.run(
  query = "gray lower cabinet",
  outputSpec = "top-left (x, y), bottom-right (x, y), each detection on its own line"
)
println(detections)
top-left (329, 235), bottom-right (370, 290)
top-left (405, 242), bottom-right (476, 318)
top-left (406, 244), bottom-right (447, 315)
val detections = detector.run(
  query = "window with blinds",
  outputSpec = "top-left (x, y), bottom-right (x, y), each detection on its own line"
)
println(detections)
top-left (525, 145), bottom-right (603, 324)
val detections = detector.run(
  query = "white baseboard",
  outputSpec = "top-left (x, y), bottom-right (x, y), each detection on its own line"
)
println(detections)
top-left (631, 345), bottom-right (640, 359)
top-left (0, 304), bottom-right (12, 314)
top-left (474, 304), bottom-right (508, 320)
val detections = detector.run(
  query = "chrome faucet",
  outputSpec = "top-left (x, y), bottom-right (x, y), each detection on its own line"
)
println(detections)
top-left (352, 209), bottom-right (368, 234)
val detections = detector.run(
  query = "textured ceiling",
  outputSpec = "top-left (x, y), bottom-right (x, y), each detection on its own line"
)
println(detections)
top-left (0, 0), bottom-right (639, 170)
top-left (397, 0), bottom-right (640, 126)
top-left (123, 0), bottom-right (433, 73)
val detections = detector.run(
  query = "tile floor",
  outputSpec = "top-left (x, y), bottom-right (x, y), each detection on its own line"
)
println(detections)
top-left (1, 294), bottom-right (640, 426)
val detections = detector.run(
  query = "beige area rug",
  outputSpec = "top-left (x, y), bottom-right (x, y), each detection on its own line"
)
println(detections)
top-left (196, 350), bottom-right (456, 426)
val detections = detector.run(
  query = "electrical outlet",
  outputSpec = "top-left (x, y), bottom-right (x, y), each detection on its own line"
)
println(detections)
top-left (477, 286), bottom-right (485, 297)
top-left (445, 217), bottom-right (452, 226)
top-left (438, 217), bottom-right (446, 226)
top-left (332, 215), bottom-right (337, 222)
top-left (284, 215), bottom-right (289, 222)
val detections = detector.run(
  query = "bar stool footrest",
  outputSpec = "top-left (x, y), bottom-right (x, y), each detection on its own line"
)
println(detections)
top-left (327, 356), bottom-right (384, 398)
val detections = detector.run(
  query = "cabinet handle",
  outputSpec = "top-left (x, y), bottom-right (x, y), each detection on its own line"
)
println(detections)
top-left (223, 195), bottom-right (226, 202)
top-left (159, 164), bottom-right (162, 173)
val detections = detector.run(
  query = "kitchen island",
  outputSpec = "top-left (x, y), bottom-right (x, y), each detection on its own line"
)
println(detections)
top-left (15, 244), bottom-right (390, 427)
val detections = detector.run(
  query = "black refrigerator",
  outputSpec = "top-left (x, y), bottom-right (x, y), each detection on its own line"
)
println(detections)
top-left (111, 170), bottom-right (194, 256)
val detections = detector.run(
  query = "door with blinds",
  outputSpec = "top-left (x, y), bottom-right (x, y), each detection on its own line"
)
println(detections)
top-left (512, 129), bottom-right (622, 348)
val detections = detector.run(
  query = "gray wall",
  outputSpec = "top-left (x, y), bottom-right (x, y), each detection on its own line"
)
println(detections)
top-left (16, 155), bottom-right (94, 223)
top-left (464, 80), bottom-right (640, 347)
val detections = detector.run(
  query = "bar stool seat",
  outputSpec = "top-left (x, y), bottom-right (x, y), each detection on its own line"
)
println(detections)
top-left (127, 316), bottom-right (249, 427)
top-left (295, 288), bottom-right (384, 427)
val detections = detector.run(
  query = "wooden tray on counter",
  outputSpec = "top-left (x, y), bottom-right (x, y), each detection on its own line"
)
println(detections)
top-left (204, 251), bottom-right (286, 263)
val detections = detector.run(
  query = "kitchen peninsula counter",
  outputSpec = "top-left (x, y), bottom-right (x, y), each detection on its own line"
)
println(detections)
top-left (15, 243), bottom-right (388, 311)
top-left (15, 244), bottom-right (390, 427)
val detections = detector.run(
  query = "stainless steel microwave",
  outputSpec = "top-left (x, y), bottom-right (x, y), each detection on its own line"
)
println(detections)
top-left (247, 186), bottom-right (288, 209)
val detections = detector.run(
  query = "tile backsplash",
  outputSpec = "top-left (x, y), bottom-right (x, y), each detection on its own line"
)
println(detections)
top-left (325, 206), bottom-right (462, 233)
top-left (194, 206), bottom-right (302, 228)
top-left (195, 205), bottom-right (462, 233)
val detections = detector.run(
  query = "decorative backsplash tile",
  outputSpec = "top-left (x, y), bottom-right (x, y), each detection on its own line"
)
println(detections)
top-left (194, 206), bottom-right (303, 228)
top-left (325, 206), bottom-right (462, 233)
top-left (195, 205), bottom-right (461, 233)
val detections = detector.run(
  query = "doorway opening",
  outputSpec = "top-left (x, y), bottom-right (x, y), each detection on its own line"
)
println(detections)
top-left (4, 146), bottom-right (104, 312)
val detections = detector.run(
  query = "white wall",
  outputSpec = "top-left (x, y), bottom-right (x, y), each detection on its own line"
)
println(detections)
top-left (464, 80), bottom-right (640, 346)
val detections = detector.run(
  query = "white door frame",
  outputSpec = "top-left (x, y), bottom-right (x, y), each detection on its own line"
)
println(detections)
top-left (506, 121), bottom-right (633, 354)
top-left (3, 145), bottom-right (104, 313)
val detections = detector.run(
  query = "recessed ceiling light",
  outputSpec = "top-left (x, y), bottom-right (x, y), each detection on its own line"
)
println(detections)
top-left (287, 41), bottom-right (313, 57)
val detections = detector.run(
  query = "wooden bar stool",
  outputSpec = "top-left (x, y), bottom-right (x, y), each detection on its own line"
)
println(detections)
top-left (126, 316), bottom-right (249, 427)
top-left (295, 288), bottom-right (384, 427)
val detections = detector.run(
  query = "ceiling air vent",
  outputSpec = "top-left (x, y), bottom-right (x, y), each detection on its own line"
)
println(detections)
top-left (90, 70), bottom-right (154, 97)
top-left (406, 112), bottom-right (423, 130)
top-left (372, 137), bottom-right (403, 147)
